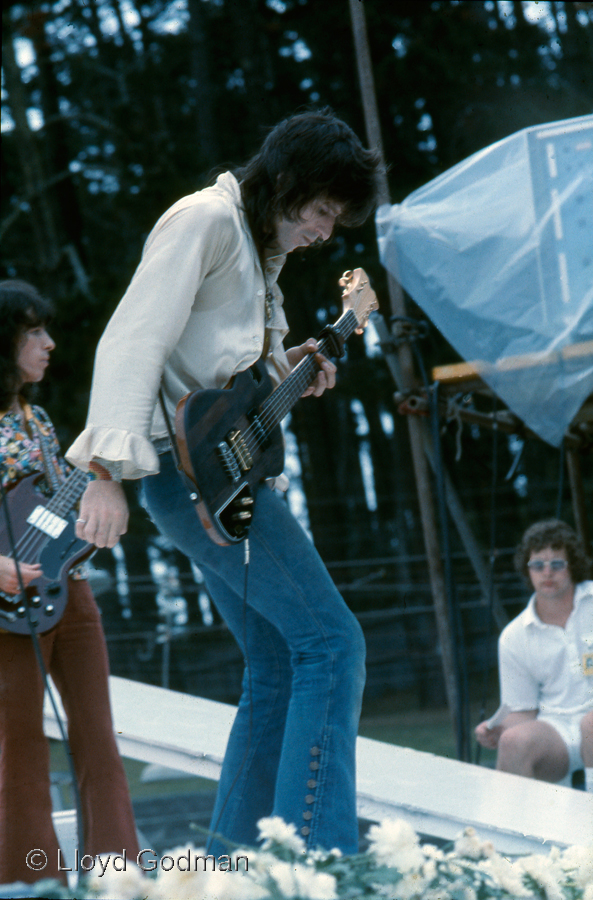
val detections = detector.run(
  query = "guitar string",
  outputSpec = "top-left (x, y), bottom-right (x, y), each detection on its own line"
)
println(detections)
top-left (206, 305), bottom-right (362, 464)
top-left (9, 482), bottom-right (88, 567)
top-left (236, 310), bottom-right (359, 457)
top-left (247, 312), bottom-right (354, 437)
top-left (237, 339), bottom-right (330, 456)
top-left (237, 315), bottom-right (356, 459)
top-left (7, 469), bottom-right (89, 569)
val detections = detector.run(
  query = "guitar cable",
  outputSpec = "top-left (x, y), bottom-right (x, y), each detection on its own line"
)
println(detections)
top-left (0, 472), bottom-right (85, 884)
top-left (206, 536), bottom-right (254, 854)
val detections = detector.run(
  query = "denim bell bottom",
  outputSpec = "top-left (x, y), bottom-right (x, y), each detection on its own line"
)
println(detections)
top-left (140, 451), bottom-right (366, 855)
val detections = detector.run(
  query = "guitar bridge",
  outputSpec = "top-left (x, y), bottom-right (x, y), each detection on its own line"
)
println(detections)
top-left (216, 429), bottom-right (254, 483)
top-left (217, 441), bottom-right (242, 482)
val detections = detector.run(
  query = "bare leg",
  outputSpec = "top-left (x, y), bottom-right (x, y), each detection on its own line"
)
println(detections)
top-left (496, 720), bottom-right (569, 782)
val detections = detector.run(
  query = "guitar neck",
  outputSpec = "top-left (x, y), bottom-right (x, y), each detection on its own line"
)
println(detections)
top-left (262, 308), bottom-right (359, 427)
top-left (45, 468), bottom-right (89, 517)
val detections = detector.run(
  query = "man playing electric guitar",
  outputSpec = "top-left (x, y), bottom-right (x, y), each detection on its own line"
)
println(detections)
top-left (68, 109), bottom-right (382, 856)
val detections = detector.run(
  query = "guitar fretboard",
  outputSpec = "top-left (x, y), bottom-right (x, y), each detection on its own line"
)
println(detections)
top-left (46, 468), bottom-right (90, 517)
top-left (260, 308), bottom-right (359, 430)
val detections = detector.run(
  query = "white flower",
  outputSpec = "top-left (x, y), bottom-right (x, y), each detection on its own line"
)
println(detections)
top-left (85, 859), bottom-right (149, 900)
top-left (257, 816), bottom-right (307, 855)
top-left (519, 853), bottom-right (564, 900)
top-left (390, 869), bottom-right (430, 899)
top-left (479, 854), bottom-right (531, 897)
top-left (366, 818), bottom-right (425, 871)
top-left (454, 827), bottom-right (495, 860)
top-left (266, 859), bottom-right (338, 899)
top-left (306, 846), bottom-right (339, 864)
top-left (421, 855), bottom-right (438, 882)
top-left (460, 887), bottom-right (477, 900)
top-left (558, 843), bottom-right (593, 888)
top-left (202, 868), bottom-right (269, 900)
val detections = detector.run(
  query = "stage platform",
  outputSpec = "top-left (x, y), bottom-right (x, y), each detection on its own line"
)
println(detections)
top-left (44, 675), bottom-right (592, 862)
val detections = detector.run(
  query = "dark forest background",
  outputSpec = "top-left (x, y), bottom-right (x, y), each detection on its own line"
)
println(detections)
top-left (2, 0), bottom-right (592, 710)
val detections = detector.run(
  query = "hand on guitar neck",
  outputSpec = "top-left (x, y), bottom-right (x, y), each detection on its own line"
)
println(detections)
top-left (285, 338), bottom-right (337, 398)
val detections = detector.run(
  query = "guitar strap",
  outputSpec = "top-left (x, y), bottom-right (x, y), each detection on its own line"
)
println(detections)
top-left (158, 388), bottom-right (202, 503)
top-left (26, 406), bottom-right (62, 495)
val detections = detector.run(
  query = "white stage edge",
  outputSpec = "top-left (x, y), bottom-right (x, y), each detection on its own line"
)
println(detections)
top-left (44, 675), bottom-right (592, 857)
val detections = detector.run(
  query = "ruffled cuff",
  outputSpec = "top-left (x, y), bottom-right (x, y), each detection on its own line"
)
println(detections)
top-left (65, 426), bottom-right (160, 480)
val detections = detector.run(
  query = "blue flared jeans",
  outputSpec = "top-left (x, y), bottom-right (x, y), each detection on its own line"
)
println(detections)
top-left (140, 451), bottom-right (366, 855)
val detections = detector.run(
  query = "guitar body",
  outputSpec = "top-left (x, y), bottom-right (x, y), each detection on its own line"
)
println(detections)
top-left (0, 474), bottom-right (94, 635)
top-left (175, 269), bottom-right (378, 546)
top-left (176, 360), bottom-right (285, 545)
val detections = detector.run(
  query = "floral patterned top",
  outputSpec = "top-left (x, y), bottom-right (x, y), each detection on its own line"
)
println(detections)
top-left (0, 402), bottom-right (88, 581)
top-left (0, 402), bottom-right (69, 491)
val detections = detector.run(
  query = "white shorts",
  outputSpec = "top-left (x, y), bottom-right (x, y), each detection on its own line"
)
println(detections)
top-left (537, 712), bottom-right (585, 772)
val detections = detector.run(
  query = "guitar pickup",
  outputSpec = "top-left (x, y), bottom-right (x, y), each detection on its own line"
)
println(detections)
top-left (227, 429), bottom-right (253, 472)
top-left (27, 505), bottom-right (68, 539)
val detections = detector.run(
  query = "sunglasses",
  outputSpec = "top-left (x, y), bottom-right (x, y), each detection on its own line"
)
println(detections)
top-left (527, 559), bottom-right (568, 572)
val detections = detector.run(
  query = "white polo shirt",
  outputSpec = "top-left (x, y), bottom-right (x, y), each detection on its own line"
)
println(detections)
top-left (499, 580), bottom-right (593, 718)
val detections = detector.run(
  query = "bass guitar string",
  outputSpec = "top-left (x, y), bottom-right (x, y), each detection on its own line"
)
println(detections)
top-left (9, 470), bottom-right (88, 560)
top-left (6, 469), bottom-right (89, 567)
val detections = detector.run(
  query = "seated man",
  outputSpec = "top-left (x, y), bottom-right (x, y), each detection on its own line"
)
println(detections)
top-left (475, 519), bottom-right (593, 791)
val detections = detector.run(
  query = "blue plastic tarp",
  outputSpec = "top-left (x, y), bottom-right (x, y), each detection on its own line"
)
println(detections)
top-left (376, 114), bottom-right (593, 446)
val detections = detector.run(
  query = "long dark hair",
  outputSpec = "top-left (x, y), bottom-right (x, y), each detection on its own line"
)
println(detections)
top-left (514, 518), bottom-right (592, 585)
top-left (236, 108), bottom-right (382, 250)
top-left (0, 280), bottom-right (54, 409)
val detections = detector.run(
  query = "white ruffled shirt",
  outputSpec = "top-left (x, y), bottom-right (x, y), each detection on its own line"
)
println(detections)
top-left (67, 173), bottom-right (291, 480)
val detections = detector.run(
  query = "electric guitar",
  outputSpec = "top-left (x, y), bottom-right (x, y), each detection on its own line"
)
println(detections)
top-left (0, 469), bottom-right (94, 634)
top-left (175, 268), bottom-right (378, 545)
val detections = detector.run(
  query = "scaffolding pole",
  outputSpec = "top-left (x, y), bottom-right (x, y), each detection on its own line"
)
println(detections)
top-left (348, 0), bottom-right (471, 759)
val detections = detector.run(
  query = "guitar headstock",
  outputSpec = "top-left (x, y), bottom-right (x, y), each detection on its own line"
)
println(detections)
top-left (339, 268), bottom-right (378, 334)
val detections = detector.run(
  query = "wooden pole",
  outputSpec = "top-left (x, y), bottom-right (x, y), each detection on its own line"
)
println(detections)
top-left (348, 0), bottom-right (469, 759)
top-left (566, 448), bottom-right (591, 549)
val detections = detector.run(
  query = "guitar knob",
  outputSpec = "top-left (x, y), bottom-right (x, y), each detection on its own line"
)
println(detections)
top-left (45, 605), bottom-right (55, 616)
top-left (31, 595), bottom-right (41, 607)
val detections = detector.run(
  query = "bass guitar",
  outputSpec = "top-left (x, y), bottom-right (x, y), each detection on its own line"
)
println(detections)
top-left (175, 268), bottom-right (378, 545)
top-left (0, 469), bottom-right (94, 634)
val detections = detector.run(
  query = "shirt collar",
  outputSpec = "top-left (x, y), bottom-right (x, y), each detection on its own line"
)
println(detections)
top-left (524, 579), bottom-right (592, 627)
